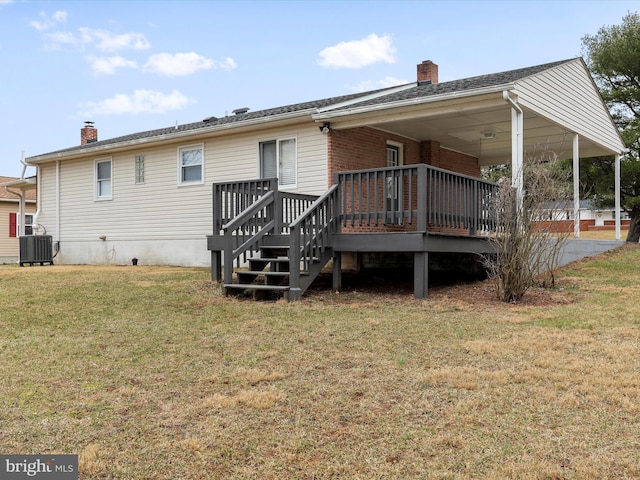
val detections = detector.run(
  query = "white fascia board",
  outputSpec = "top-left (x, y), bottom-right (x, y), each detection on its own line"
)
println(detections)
top-left (312, 84), bottom-right (516, 122)
top-left (26, 109), bottom-right (316, 164)
top-left (0, 177), bottom-right (37, 189)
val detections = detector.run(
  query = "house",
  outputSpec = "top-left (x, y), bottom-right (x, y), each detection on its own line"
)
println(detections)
top-left (24, 58), bottom-right (626, 299)
top-left (0, 176), bottom-right (37, 263)
top-left (540, 199), bottom-right (630, 233)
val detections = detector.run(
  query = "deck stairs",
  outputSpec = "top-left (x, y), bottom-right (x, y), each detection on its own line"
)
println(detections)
top-left (222, 241), bottom-right (332, 301)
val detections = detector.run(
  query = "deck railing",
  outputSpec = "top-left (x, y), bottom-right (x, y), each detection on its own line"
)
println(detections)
top-left (214, 179), bottom-right (319, 283)
top-left (211, 167), bottom-right (498, 285)
top-left (289, 184), bottom-right (341, 290)
top-left (335, 164), bottom-right (497, 235)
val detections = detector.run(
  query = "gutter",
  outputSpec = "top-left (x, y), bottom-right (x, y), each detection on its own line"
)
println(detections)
top-left (26, 108), bottom-right (318, 164)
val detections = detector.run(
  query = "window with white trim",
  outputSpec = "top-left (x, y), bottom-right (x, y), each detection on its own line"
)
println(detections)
top-left (23, 214), bottom-right (33, 235)
top-left (178, 144), bottom-right (204, 185)
top-left (95, 158), bottom-right (112, 200)
top-left (259, 137), bottom-right (297, 188)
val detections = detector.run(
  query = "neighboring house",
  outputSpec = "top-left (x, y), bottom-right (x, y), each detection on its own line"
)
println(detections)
top-left (24, 58), bottom-right (625, 298)
top-left (0, 176), bottom-right (37, 263)
top-left (541, 200), bottom-right (630, 232)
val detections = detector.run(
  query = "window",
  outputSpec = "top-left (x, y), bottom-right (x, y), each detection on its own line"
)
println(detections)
top-left (178, 145), bottom-right (204, 185)
top-left (23, 214), bottom-right (33, 235)
top-left (8, 213), bottom-right (33, 237)
top-left (260, 138), bottom-right (296, 188)
top-left (95, 159), bottom-right (112, 199)
top-left (135, 155), bottom-right (145, 184)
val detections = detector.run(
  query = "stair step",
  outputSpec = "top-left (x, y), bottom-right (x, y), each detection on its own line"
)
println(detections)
top-left (224, 284), bottom-right (291, 291)
top-left (238, 270), bottom-right (290, 277)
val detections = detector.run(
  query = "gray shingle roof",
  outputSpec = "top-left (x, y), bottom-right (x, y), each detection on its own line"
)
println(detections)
top-left (323, 59), bottom-right (574, 111)
top-left (31, 58), bottom-right (575, 158)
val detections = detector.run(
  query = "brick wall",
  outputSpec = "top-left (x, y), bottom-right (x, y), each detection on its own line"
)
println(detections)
top-left (329, 126), bottom-right (480, 183)
top-left (329, 127), bottom-right (481, 234)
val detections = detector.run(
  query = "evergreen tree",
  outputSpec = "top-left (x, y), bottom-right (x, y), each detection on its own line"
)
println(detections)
top-left (582, 12), bottom-right (640, 242)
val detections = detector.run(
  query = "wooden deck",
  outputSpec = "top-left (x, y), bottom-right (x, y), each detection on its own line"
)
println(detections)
top-left (207, 165), bottom-right (498, 300)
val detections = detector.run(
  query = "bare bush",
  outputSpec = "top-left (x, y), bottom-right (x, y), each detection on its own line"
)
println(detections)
top-left (484, 152), bottom-right (572, 302)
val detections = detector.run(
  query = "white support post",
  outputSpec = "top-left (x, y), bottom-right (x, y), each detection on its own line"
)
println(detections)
top-left (504, 92), bottom-right (524, 205)
top-left (573, 134), bottom-right (580, 238)
top-left (615, 153), bottom-right (621, 241)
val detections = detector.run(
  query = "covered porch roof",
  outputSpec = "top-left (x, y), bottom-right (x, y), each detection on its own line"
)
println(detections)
top-left (314, 58), bottom-right (625, 166)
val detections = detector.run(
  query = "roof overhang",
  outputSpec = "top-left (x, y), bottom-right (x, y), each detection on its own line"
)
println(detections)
top-left (25, 109), bottom-right (318, 165)
top-left (314, 84), bottom-right (622, 166)
top-left (0, 177), bottom-right (37, 190)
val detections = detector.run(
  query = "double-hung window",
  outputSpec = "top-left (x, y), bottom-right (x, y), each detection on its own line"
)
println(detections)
top-left (178, 144), bottom-right (204, 185)
top-left (95, 158), bottom-right (112, 200)
top-left (259, 137), bottom-right (297, 188)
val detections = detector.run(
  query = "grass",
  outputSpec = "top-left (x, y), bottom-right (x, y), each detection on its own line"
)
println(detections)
top-left (1, 246), bottom-right (640, 479)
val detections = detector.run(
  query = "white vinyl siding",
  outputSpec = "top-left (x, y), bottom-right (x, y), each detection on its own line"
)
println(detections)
top-left (516, 59), bottom-right (625, 155)
top-left (95, 158), bottom-right (112, 200)
top-left (178, 144), bottom-right (204, 185)
top-left (31, 122), bottom-right (328, 264)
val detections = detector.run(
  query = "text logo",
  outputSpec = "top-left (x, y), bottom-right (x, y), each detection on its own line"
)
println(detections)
top-left (1, 455), bottom-right (78, 480)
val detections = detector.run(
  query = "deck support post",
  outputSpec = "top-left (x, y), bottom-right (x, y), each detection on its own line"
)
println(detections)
top-left (414, 251), bottom-right (428, 299)
top-left (211, 251), bottom-right (222, 282)
top-left (332, 252), bottom-right (342, 291)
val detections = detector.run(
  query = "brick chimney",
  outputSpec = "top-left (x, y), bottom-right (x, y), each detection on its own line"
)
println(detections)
top-left (417, 60), bottom-right (438, 84)
top-left (81, 121), bottom-right (98, 145)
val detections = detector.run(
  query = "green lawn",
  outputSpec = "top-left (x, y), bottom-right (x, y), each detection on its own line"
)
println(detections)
top-left (1, 246), bottom-right (639, 479)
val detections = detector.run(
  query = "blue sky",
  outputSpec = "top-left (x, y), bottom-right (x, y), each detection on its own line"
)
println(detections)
top-left (0, 0), bottom-right (637, 177)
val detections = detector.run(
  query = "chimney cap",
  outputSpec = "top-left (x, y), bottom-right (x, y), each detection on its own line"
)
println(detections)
top-left (83, 121), bottom-right (95, 128)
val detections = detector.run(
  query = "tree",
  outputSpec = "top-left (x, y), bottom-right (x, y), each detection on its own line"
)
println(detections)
top-left (582, 12), bottom-right (640, 242)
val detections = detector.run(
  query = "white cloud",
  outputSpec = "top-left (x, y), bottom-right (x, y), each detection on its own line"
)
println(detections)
top-left (143, 52), bottom-right (234, 76)
top-left (43, 26), bottom-right (150, 52)
top-left (318, 33), bottom-right (396, 69)
top-left (216, 57), bottom-right (238, 71)
top-left (87, 55), bottom-right (137, 75)
top-left (353, 76), bottom-right (409, 92)
top-left (79, 89), bottom-right (195, 116)
top-left (85, 28), bottom-right (150, 52)
top-left (30, 10), bottom-right (67, 32)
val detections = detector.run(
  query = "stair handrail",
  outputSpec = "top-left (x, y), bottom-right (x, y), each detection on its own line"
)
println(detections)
top-left (288, 184), bottom-right (340, 294)
top-left (222, 191), bottom-right (277, 285)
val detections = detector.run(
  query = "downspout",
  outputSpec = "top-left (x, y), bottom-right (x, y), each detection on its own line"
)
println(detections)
top-left (503, 91), bottom-right (524, 205)
top-left (4, 185), bottom-right (26, 237)
top-left (56, 160), bottom-right (61, 249)
top-left (5, 152), bottom-right (29, 236)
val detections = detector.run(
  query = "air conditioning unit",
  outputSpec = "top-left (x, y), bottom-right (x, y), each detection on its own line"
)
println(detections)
top-left (19, 235), bottom-right (54, 266)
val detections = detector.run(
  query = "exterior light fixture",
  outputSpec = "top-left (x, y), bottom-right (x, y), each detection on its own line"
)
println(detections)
top-left (319, 122), bottom-right (331, 134)
top-left (482, 129), bottom-right (497, 139)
